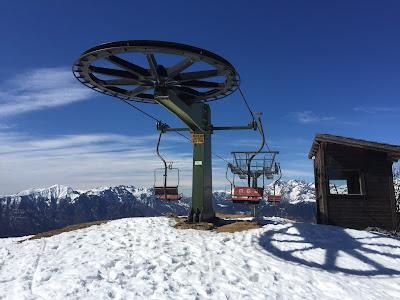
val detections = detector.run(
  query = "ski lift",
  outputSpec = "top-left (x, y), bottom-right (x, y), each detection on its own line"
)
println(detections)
top-left (154, 122), bottom-right (182, 201)
top-left (228, 186), bottom-right (264, 205)
top-left (225, 164), bottom-right (234, 201)
top-left (154, 162), bottom-right (182, 200)
top-left (224, 185), bottom-right (233, 201)
top-left (226, 161), bottom-right (263, 204)
top-left (225, 113), bottom-right (274, 207)
top-left (267, 162), bottom-right (282, 203)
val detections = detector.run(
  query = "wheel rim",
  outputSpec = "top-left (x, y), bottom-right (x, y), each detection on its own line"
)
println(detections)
top-left (72, 40), bottom-right (240, 104)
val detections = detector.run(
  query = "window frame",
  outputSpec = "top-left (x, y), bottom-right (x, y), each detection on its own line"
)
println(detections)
top-left (327, 169), bottom-right (366, 196)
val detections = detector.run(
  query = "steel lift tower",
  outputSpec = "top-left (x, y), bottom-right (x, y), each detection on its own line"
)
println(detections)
top-left (73, 40), bottom-right (255, 222)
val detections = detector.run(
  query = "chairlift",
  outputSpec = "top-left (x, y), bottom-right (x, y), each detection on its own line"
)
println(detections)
top-left (225, 165), bottom-right (234, 201)
top-left (267, 162), bottom-right (282, 204)
top-left (154, 162), bottom-right (182, 200)
top-left (228, 186), bottom-right (263, 205)
top-left (224, 185), bottom-right (233, 201)
top-left (154, 123), bottom-right (182, 201)
top-left (225, 113), bottom-right (279, 209)
top-left (225, 163), bottom-right (263, 204)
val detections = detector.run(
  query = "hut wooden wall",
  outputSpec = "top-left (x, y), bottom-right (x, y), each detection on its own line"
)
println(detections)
top-left (315, 143), bottom-right (397, 230)
top-left (313, 143), bottom-right (327, 224)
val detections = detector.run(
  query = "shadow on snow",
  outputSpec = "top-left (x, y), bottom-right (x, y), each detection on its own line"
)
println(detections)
top-left (257, 220), bottom-right (400, 276)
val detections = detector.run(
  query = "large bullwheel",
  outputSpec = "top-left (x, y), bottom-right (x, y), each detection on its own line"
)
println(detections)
top-left (73, 40), bottom-right (240, 104)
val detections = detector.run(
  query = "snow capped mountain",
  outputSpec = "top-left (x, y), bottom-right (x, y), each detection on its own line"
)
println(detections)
top-left (329, 183), bottom-right (348, 195)
top-left (3, 180), bottom-right (316, 206)
top-left (3, 185), bottom-right (171, 206)
top-left (0, 185), bottom-right (190, 238)
top-left (212, 180), bottom-right (316, 222)
top-left (11, 184), bottom-right (80, 204)
top-left (264, 179), bottom-right (315, 204)
top-left (0, 181), bottom-right (315, 238)
top-left (216, 180), bottom-right (315, 204)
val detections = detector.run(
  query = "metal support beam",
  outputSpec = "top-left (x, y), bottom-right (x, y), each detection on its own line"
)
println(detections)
top-left (155, 87), bottom-right (207, 132)
top-left (164, 127), bottom-right (191, 132)
top-left (251, 203), bottom-right (258, 218)
top-left (154, 87), bottom-right (214, 222)
top-left (212, 125), bottom-right (254, 132)
top-left (154, 88), bottom-right (257, 223)
top-left (251, 175), bottom-right (259, 218)
top-left (164, 124), bottom-right (255, 133)
top-left (191, 113), bottom-right (214, 222)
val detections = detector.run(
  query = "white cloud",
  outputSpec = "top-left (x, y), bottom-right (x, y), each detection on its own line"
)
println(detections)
top-left (0, 132), bottom-right (193, 195)
top-left (0, 68), bottom-right (93, 117)
top-left (0, 130), bottom-right (315, 195)
top-left (294, 111), bottom-right (335, 124)
top-left (0, 123), bottom-right (14, 130)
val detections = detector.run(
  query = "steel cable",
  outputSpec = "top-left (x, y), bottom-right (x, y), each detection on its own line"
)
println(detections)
top-left (238, 87), bottom-right (255, 121)
top-left (116, 98), bottom-right (231, 164)
top-left (238, 87), bottom-right (273, 159)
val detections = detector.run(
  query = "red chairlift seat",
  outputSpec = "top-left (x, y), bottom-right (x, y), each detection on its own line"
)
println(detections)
top-left (227, 187), bottom-right (263, 205)
top-left (154, 186), bottom-right (182, 201)
top-left (267, 195), bottom-right (282, 202)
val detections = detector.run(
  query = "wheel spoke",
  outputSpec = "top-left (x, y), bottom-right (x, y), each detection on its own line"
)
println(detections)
top-left (102, 79), bottom-right (143, 86)
top-left (88, 66), bottom-right (139, 80)
top-left (174, 69), bottom-right (219, 82)
top-left (105, 55), bottom-right (150, 78)
top-left (107, 86), bottom-right (130, 95)
top-left (180, 80), bottom-right (221, 89)
top-left (130, 85), bottom-right (154, 96)
top-left (172, 87), bottom-right (200, 96)
top-left (146, 53), bottom-right (159, 78)
top-left (74, 40), bottom-right (240, 103)
top-left (167, 58), bottom-right (194, 78)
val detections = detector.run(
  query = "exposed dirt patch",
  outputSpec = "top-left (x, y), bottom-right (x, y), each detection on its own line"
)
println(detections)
top-left (166, 213), bottom-right (186, 223)
top-left (284, 219), bottom-right (299, 224)
top-left (216, 213), bottom-right (251, 219)
top-left (174, 222), bottom-right (215, 231)
top-left (168, 214), bottom-right (263, 233)
top-left (19, 220), bottom-right (109, 243)
top-left (168, 214), bottom-right (217, 231)
top-left (216, 221), bottom-right (264, 233)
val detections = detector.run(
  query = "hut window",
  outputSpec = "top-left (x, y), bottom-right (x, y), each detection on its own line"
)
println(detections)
top-left (328, 170), bottom-right (364, 195)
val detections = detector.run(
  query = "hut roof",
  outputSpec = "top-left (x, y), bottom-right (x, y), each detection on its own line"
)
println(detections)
top-left (308, 133), bottom-right (400, 161)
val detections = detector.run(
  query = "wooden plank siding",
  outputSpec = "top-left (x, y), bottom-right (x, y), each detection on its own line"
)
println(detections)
top-left (313, 142), bottom-right (328, 224)
top-left (313, 143), bottom-right (397, 230)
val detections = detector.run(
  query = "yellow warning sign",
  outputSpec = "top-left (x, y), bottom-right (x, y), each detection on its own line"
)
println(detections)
top-left (191, 134), bottom-right (205, 144)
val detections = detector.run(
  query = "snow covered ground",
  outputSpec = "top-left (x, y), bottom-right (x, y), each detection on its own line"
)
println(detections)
top-left (1, 217), bottom-right (400, 299)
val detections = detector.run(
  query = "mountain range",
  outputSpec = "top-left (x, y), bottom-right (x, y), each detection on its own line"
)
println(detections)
top-left (0, 180), bottom-right (316, 238)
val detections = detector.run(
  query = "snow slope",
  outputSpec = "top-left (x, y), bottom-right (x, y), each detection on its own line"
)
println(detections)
top-left (1, 217), bottom-right (400, 299)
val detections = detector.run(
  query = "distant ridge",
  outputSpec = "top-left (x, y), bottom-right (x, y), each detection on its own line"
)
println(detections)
top-left (0, 180), bottom-right (316, 238)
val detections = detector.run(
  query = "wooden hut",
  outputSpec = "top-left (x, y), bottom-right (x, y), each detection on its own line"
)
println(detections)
top-left (309, 134), bottom-right (400, 230)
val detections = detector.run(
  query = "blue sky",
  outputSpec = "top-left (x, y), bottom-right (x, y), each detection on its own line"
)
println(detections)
top-left (1, 0), bottom-right (399, 195)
